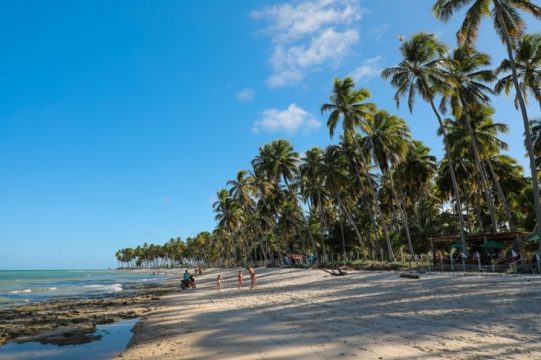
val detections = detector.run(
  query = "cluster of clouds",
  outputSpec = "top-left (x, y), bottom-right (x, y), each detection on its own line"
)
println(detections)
top-left (252, 0), bottom-right (363, 88)
top-left (252, 104), bottom-right (321, 135)
top-left (242, 0), bottom-right (383, 136)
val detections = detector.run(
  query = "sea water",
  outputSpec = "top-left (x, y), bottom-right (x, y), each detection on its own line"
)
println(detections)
top-left (0, 318), bottom-right (138, 360)
top-left (0, 270), bottom-right (166, 307)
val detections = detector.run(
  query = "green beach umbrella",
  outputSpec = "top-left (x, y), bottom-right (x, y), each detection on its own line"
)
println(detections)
top-left (479, 241), bottom-right (503, 249)
top-left (524, 233), bottom-right (539, 242)
top-left (450, 242), bottom-right (463, 249)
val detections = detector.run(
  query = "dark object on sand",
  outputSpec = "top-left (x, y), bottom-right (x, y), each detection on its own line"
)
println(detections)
top-left (399, 273), bottom-right (420, 279)
top-left (321, 266), bottom-right (353, 276)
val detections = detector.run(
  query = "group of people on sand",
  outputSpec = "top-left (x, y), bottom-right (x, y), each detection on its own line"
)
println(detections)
top-left (216, 266), bottom-right (256, 293)
top-left (182, 266), bottom-right (257, 293)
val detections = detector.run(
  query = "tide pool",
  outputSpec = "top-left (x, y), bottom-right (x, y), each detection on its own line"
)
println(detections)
top-left (0, 318), bottom-right (138, 360)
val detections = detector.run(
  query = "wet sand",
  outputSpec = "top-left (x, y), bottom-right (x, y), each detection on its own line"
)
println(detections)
top-left (116, 268), bottom-right (541, 360)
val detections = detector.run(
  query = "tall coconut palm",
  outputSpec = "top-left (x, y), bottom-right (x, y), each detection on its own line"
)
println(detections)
top-left (213, 188), bottom-right (243, 265)
top-left (495, 33), bottom-right (541, 109)
top-left (362, 110), bottom-right (415, 255)
top-left (381, 33), bottom-right (468, 254)
top-left (439, 46), bottom-right (502, 232)
top-left (321, 145), bottom-right (355, 260)
top-left (441, 105), bottom-right (510, 230)
top-left (299, 147), bottom-right (329, 256)
top-left (227, 170), bottom-right (255, 211)
top-left (321, 78), bottom-right (395, 260)
top-left (227, 170), bottom-right (256, 264)
top-left (433, 0), bottom-right (541, 248)
top-left (397, 140), bottom-right (438, 206)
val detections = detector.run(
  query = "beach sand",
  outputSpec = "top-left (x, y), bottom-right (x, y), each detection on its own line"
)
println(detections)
top-left (116, 268), bottom-right (541, 360)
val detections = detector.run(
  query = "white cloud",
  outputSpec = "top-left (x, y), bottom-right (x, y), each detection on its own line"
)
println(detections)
top-left (349, 56), bottom-right (382, 82)
top-left (253, 0), bottom-right (362, 88)
top-left (252, 104), bottom-right (321, 135)
top-left (251, 0), bottom-right (361, 42)
top-left (236, 87), bottom-right (255, 102)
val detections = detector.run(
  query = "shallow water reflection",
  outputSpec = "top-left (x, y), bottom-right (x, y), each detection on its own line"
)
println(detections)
top-left (0, 318), bottom-right (138, 360)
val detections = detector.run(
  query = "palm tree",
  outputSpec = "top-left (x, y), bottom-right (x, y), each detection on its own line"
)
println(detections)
top-left (397, 140), bottom-right (438, 206)
top-left (299, 148), bottom-right (328, 256)
top-left (362, 110), bottom-right (415, 255)
top-left (321, 145), bottom-right (356, 260)
top-left (382, 33), bottom-right (468, 254)
top-left (321, 78), bottom-right (395, 260)
top-left (227, 170), bottom-right (255, 264)
top-left (495, 33), bottom-right (541, 110)
top-left (439, 46), bottom-right (503, 232)
top-left (213, 188), bottom-right (243, 265)
top-left (433, 0), bottom-right (541, 248)
top-left (442, 105), bottom-right (511, 230)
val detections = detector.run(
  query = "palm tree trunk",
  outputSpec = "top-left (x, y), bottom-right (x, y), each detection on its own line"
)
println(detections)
top-left (485, 159), bottom-right (514, 230)
top-left (464, 118), bottom-right (498, 233)
top-left (464, 191), bottom-right (473, 233)
top-left (338, 214), bottom-right (347, 262)
top-left (299, 200), bottom-right (317, 257)
top-left (389, 170), bottom-right (414, 256)
top-left (335, 193), bottom-right (361, 258)
top-left (475, 180), bottom-right (484, 232)
top-left (494, 0), bottom-right (541, 250)
top-left (429, 99), bottom-right (468, 254)
top-left (351, 138), bottom-right (395, 260)
top-left (317, 191), bottom-right (328, 262)
top-left (305, 209), bottom-right (317, 254)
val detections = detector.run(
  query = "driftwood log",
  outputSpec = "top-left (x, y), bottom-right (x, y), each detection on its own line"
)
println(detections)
top-left (321, 265), bottom-right (353, 276)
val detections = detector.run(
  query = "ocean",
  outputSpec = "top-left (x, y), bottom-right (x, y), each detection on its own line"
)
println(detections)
top-left (0, 270), bottom-right (166, 307)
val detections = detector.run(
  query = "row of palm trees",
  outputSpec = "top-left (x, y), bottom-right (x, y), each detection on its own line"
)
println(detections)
top-left (114, 0), bottom-right (541, 268)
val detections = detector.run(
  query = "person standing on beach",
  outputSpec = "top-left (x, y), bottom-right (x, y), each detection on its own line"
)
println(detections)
top-left (216, 275), bottom-right (222, 293)
top-left (248, 266), bottom-right (256, 289)
top-left (237, 270), bottom-right (243, 289)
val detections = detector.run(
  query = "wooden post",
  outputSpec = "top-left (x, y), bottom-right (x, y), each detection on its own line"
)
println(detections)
top-left (380, 248), bottom-right (384, 262)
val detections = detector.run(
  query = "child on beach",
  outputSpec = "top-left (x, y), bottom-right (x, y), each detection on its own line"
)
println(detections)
top-left (247, 266), bottom-right (256, 289)
top-left (216, 275), bottom-right (222, 293)
top-left (237, 270), bottom-right (243, 289)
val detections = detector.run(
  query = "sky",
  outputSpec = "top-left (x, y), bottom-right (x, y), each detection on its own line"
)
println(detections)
top-left (1, 0), bottom-right (540, 270)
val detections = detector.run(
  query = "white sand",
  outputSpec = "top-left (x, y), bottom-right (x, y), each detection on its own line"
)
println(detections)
top-left (116, 268), bottom-right (541, 359)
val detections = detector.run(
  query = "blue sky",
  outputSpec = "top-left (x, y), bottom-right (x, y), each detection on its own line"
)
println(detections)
top-left (1, 0), bottom-right (540, 269)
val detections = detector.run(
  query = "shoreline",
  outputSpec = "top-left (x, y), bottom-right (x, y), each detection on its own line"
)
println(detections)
top-left (118, 267), bottom-right (541, 360)
top-left (0, 269), bottom-right (181, 347)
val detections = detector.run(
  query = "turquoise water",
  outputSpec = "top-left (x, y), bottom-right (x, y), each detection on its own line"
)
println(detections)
top-left (0, 270), bottom-right (166, 306)
top-left (0, 318), bottom-right (138, 360)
